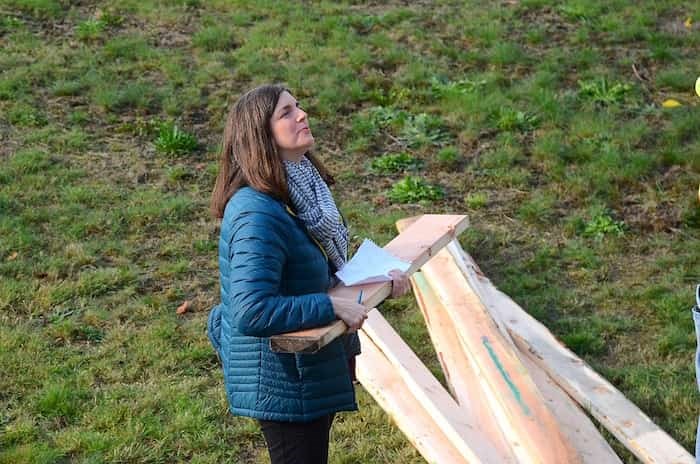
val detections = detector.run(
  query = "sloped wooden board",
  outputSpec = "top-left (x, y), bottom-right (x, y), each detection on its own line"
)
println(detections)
top-left (418, 247), bottom-right (582, 463)
top-left (411, 270), bottom-right (622, 463)
top-left (270, 214), bottom-right (468, 353)
top-left (359, 308), bottom-right (515, 463)
top-left (448, 242), bottom-right (694, 464)
top-left (410, 272), bottom-right (515, 453)
top-left (356, 332), bottom-right (470, 464)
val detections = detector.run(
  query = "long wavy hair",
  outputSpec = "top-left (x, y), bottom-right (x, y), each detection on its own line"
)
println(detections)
top-left (210, 84), bottom-right (334, 218)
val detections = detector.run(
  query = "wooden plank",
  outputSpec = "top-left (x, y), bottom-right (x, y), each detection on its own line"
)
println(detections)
top-left (356, 332), bottom-right (470, 464)
top-left (448, 243), bottom-right (695, 464)
top-left (439, 242), bottom-right (622, 463)
top-left (360, 308), bottom-right (515, 463)
top-left (270, 214), bottom-right (469, 353)
top-left (516, 346), bottom-right (623, 464)
top-left (411, 271), bottom-right (622, 464)
top-left (410, 272), bottom-right (514, 452)
top-left (441, 240), bottom-right (622, 462)
top-left (269, 280), bottom-right (390, 353)
top-left (419, 248), bottom-right (582, 463)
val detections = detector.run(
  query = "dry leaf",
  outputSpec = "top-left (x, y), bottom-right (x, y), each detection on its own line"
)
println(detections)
top-left (662, 99), bottom-right (682, 108)
top-left (176, 300), bottom-right (191, 315)
top-left (684, 17), bottom-right (693, 29)
top-left (7, 251), bottom-right (18, 261)
top-left (695, 76), bottom-right (700, 97)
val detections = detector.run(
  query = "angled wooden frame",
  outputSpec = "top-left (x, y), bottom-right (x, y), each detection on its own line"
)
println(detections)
top-left (447, 241), bottom-right (694, 464)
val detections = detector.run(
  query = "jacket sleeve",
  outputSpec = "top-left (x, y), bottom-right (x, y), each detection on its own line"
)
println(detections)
top-left (228, 212), bottom-right (336, 337)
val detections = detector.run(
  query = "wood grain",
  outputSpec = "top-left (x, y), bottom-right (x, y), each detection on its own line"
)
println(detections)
top-left (270, 214), bottom-right (468, 353)
top-left (419, 248), bottom-right (582, 463)
top-left (448, 242), bottom-right (694, 464)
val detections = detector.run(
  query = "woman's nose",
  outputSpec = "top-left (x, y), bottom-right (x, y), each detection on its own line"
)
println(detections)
top-left (296, 109), bottom-right (307, 122)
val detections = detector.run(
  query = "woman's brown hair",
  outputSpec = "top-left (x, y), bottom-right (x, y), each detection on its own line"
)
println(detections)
top-left (210, 84), bottom-right (334, 219)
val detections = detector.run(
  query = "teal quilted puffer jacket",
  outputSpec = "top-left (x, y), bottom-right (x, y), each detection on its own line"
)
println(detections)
top-left (208, 187), bottom-right (357, 422)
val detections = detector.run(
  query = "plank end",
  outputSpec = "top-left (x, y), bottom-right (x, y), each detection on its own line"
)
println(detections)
top-left (270, 338), bottom-right (320, 354)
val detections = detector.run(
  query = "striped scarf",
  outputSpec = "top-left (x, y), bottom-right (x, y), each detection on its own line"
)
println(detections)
top-left (283, 156), bottom-right (348, 271)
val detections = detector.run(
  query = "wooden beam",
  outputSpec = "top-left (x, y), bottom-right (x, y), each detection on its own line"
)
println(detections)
top-left (360, 308), bottom-right (515, 463)
top-left (269, 280), bottom-right (390, 353)
top-left (269, 214), bottom-right (469, 353)
top-left (418, 247), bottom-right (582, 463)
top-left (411, 271), bottom-right (622, 463)
top-left (448, 243), bottom-right (695, 464)
top-left (356, 331), bottom-right (470, 464)
top-left (410, 272), bottom-right (514, 450)
top-left (516, 345), bottom-right (623, 463)
top-left (397, 218), bottom-right (582, 463)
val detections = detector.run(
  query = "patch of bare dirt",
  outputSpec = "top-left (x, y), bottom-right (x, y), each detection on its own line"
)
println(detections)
top-left (620, 166), bottom-right (685, 232)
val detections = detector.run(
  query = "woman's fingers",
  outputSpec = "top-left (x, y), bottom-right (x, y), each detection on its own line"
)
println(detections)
top-left (345, 311), bottom-right (366, 332)
top-left (330, 296), bottom-right (369, 332)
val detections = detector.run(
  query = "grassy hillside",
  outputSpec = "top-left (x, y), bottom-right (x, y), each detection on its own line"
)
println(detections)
top-left (1, 0), bottom-right (699, 462)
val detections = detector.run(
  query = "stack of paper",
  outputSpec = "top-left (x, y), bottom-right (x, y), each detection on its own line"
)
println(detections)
top-left (336, 239), bottom-right (410, 286)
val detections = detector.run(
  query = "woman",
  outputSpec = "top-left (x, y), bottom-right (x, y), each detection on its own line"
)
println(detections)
top-left (207, 84), bottom-right (409, 464)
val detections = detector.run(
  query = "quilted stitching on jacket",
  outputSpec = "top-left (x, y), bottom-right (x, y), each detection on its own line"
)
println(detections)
top-left (209, 187), bottom-right (357, 422)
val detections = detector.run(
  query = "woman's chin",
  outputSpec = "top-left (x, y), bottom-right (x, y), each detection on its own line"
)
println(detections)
top-left (299, 136), bottom-right (315, 151)
top-left (301, 133), bottom-right (314, 145)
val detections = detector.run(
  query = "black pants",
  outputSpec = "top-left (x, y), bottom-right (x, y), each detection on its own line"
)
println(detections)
top-left (258, 414), bottom-right (335, 464)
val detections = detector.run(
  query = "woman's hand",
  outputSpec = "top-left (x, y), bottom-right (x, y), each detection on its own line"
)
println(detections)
top-left (388, 269), bottom-right (410, 299)
top-left (330, 296), bottom-right (368, 333)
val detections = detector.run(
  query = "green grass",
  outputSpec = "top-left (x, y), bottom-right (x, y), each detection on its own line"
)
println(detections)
top-left (193, 25), bottom-right (237, 52)
top-left (0, 0), bottom-right (64, 19)
top-left (493, 107), bottom-right (539, 132)
top-left (582, 207), bottom-right (626, 240)
top-left (154, 122), bottom-right (199, 156)
top-left (388, 176), bottom-right (444, 204)
top-left (430, 76), bottom-right (487, 97)
top-left (435, 145), bottom-right (460, 169)
top-left (1, 0), bottom-right (699, 462)
top-left (464, 192), bottom-right (488, 210)
top-left (92, 81), bottom-right (161, 113)
top-left (369, 152), bottom-right (423, 174)
top-left (75, 19), bottom-right (106, 42)
top-left (577, 78), bottom-right (634, 106)
top-left (102, 35), bottom-right (155, 61)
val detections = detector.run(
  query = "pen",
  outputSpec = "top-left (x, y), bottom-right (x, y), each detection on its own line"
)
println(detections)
top-left (357, 290), bottom-right (363, 304)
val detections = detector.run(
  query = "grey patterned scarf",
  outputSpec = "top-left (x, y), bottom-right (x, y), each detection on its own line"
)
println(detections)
top-left (283, 156), bottom-right (348, 271)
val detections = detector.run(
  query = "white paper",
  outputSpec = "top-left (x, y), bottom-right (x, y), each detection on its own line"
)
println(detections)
top-left (335, 239), bottom-right (410, 286)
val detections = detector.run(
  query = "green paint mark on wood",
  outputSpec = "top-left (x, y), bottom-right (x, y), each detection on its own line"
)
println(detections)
top-left (482, 335), bottom-right (531, 416)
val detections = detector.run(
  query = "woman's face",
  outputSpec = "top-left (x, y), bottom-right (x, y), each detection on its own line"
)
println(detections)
top-left (270, 91), bottom-right (314, 161)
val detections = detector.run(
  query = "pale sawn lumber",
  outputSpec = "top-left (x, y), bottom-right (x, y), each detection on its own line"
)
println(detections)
top-left (269, 214), bottom-right (469, 353)
top-left (448, 243), bottom-right (695, 464)
top-left (399, 217), bottom-right (579, 463)
top-left (410, 272), bottom-right (519, 457)
top-left (356, 331), bottom-right (470, 464)
top-left (411, 271), bottom-right (622, 463)
top-left (431, 241), bottom-right (621, 462)
top-left (360, 308), bottom-right (515, 463)
top-left (419, 248), bottom-right (582, 463)
top-left (516, 345), bottom-right (623, 463)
